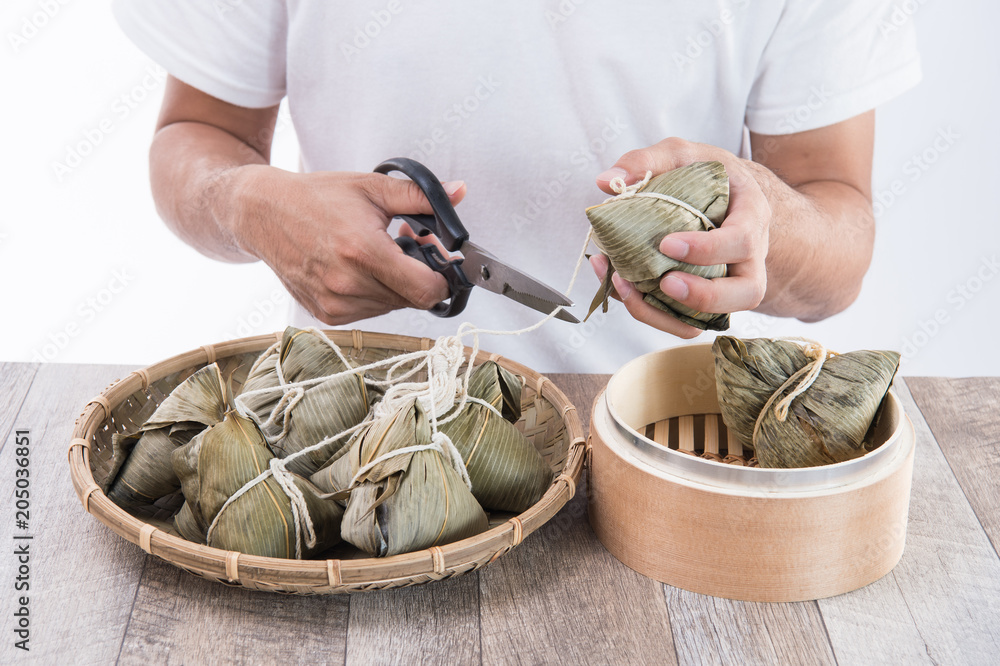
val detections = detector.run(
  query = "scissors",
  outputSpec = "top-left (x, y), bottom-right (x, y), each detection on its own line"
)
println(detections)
top-left (374, 158), bottom-right (579, 323)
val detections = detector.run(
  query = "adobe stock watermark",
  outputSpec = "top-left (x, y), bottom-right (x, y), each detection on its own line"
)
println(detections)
top-left (877, 0), bottom-right (931, 38)
top-left (545, 0), bottom-right (588, 29)
top-left (7, 0), bottom-right (72, 53)
top-left (901, 254), bottom-right (998, 361)
top-left (554, 299), bottom-right (621, 363)
top-left (340, 0), bottom-right (404, 62)
top-left (735, 311), bottom-right (778, 339)
top-left (50, 64), bottom-right (168, 182)
top-left (31, 268), bottom-right (135, 363)
top-left (873, 126), bottom-right (958, 220)
top-left (406, 74), bottom-right (502, 163)
top-left (511, 116), bottom-right (627, 236)
top-left (672, 0), bottom-right (752, 71)
top-left (224, 289), bottom-right (289, 340)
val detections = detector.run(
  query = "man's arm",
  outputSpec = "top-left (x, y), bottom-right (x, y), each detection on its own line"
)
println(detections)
top-left (149, 76), bottom-right (462, 324)
top-left (589, 111), bottom-right (876, 336)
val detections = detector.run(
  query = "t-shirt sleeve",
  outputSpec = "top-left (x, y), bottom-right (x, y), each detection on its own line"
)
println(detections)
top-left (112, 0), bottom-right (287, 109)
top-left (745, 0), bottom-right (921, 135)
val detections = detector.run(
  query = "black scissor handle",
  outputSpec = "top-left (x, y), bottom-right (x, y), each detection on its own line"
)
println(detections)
top-left (374, 158), bottom-right (469, 252)
top-left (376, 158), bottom-right (473, 317)
top-left (394, 236), bottom-right (472, 317)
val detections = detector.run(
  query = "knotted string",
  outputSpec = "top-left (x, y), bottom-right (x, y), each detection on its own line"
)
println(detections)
top-left (750, 337), bottom-right (839, 450)
top-left (210, 224), bottom-right (595, 558)
top-left (603, 170), bottom-right (718, 230)
top-left (772, 339), bottom-right (836, 422)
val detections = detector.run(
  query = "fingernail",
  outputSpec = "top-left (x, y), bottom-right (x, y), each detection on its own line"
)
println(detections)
top-left (597, 167), bottom-right (628, 183)
top-left (660, 237), bottom-right (689, 260)
top-left (661, 274), bottom-right (688, 300)
top-left (443, 181), bottom-right (464, 196)
top-left (611, 272), bottom-right (632, 299)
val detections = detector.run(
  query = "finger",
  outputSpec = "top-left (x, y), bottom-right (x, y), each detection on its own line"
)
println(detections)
top-left (611, 273), bottom-right (702, 339)
top-left (659, 220), bottom-right (765, 267)
top-left (589, 253), bottom-right (608, 279)
top-left (368, 239), bottom-right (452, 310)
top-left (398, 222), bottom-right (453, 259)
top-left (362, 174), bottom-right (466, 220)
top-left (659, 268), bottom-right (766, 314)
top-left (595, 138), bottom-right (718, 194)
top-left (313, 293), bottom-right (398, 325)
top-left (280, 279), bottom-right (397, 326)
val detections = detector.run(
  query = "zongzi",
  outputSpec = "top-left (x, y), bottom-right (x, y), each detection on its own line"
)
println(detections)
top-left (103, 363), bottom-right (229, 509)
top-left (713, 337), bottom-right (900, 468)
top-left (171, 411), bottom-right (343, 558)
top-left (316, 399), bottom-right (490, 557)
top-left (437, 361), bottom-right (552, 512)
top-left (236, 326), bottom-right (383, 476)
top-left (586, 161), bottom-right (730, 330)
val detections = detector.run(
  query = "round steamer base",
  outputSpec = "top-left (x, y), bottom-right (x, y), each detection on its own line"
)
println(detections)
top-left (588, 344), bottom-right (915, 602)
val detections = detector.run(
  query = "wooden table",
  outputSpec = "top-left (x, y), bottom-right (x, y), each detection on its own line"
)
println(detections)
top-left (1, 362), bottom-right (998, 665)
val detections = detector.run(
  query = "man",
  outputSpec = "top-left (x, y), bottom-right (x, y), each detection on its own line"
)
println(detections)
top-left (114, 1), bottom-right (920, 372)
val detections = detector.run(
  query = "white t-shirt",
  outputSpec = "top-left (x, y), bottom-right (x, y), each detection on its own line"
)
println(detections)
top-left (114, 0), bottom-right (920, 372)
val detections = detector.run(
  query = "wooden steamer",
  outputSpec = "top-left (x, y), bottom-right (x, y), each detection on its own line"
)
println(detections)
top-left (588, 344), bottom-right (915, 602)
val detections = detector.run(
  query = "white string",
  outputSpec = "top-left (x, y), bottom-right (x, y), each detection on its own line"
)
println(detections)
top-left (347, 429), bottom-right (472, 491)
top-left (772, 338), bottom-right (837, 422)
top-left (602, 170), bottom-right (718, 230)
top-left (212, 222), bottom-right (595, 558)
top-left (204, 417), bottom-right (370, 554)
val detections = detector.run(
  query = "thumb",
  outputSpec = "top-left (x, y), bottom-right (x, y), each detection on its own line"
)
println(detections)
top-left (595, 140), bottom-right (695, 194)
top-left (363, 174), bottom-right (466, 219)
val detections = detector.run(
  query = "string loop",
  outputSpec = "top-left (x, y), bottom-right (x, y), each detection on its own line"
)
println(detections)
top-left (209, 224), bottom-right (596, 558)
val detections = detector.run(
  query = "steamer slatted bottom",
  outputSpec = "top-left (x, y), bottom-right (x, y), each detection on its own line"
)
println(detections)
top-left (588, 344), bottom-right (915, 603)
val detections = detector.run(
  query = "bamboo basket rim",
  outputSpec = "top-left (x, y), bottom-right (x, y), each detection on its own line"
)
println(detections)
top-left (68, 330), bottom-right (585, 594)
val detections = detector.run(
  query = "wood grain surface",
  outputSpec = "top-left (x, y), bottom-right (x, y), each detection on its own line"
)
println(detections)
top-left (0, 363), bottom-right (998, 665)
top-left (907, 377), bottom-right (1000, 556)
top-left (664, 588), bottom-right (836, 666)
top-left (819, 379), bottom-right (1000, 665)
top-left (0, 363), bottom-right (145, 665)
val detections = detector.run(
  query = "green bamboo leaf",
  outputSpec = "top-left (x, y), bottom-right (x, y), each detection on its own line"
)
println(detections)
top-left (268, 373), bottom-right (380, 476)
top-left (440, 362), bottom-right (551, 512)
top-left (104, 428), bottom-right (198, 508)
top-left (145, 363), bottom-right (228, 429)
top-left (713, 337), bottom-right (900, 468)
top-left (103, 363), bottom-right (228, 509)
top-left (712, 337), bottom-right (811, 451)
top-left (238, 326), bottom-right (382, 476)
top-left (209, 474), bottom-right (343, 559)
top-left (466, 360), bottom-right (523, 422)
top-left (586, 161), bottom-right (730, 330)
top-left (172, 411), bottom-right (343, 556)
top-left (325, 400), bottom-right (489, 557)
top-left (753, 350), bottom-right (900, 468)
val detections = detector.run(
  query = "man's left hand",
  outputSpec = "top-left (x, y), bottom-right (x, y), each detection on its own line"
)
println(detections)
top-left (590, 137), bottom-right (771, 338)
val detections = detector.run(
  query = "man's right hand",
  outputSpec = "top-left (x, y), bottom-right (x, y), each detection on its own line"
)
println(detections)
top-left (149, 75), bottom-right (464, 325)
top-left (221, 166), bottom-right (464, 325)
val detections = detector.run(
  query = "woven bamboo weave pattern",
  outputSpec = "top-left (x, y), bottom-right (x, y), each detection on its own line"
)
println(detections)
top-left (68, 331), bottom-right (584, 595)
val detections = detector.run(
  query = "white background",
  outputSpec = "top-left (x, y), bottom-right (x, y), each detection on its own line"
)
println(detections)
top-left (2, 0), bottom-right (998, 376)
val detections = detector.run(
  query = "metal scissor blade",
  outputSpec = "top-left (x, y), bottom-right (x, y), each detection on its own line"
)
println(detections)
top-left (500, 285), bottom-right (581, 323)
top-left (460, 242), bottom-right (579, 323)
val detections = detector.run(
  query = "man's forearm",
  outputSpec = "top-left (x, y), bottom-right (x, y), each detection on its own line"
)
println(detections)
top-left (754, 165), bottom-right (875, 322)
top-left (149, 121), bottom-right (269, 263)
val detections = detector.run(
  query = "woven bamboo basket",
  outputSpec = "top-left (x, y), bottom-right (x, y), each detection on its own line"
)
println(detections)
top-left (588, 343), bottom-right (915, 602)
top-left (68, 330), bottom-right (585, 595)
